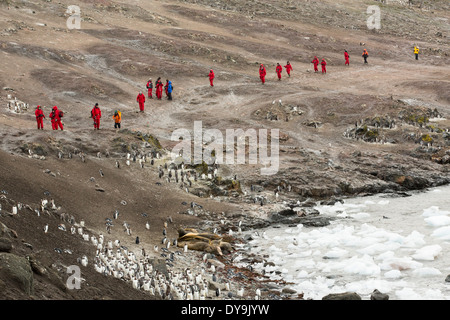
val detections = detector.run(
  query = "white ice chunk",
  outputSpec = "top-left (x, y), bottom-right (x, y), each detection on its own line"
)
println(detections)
top-left (422, 206), bottom-right (450, 217)
top-left (412, 267), bottom-right (442, 277)
top-left (412, 245), bottom-right (442, 261)
top-left (350, 212), bottom-right (371, 219)
top-left (323, 247), bottom-right (348, 259)
top-left (424, 215), bottom-right (450, 227)
top-left (384, 270), bottom-right (402, 279)
top-left (395, 288), bottom-right (421, 300)
top-left (379, 256), bottom-right (423, 271)
top-left (431, 226), bottom-right (450, 240)
top-left (401, 230), bottom-right (426, 248)
top-left (342, 255), bottom-right (381, 276)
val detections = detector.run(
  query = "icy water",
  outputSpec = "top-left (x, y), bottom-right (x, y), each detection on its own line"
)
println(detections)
top-left (243, 185), bottom-right (450, 300)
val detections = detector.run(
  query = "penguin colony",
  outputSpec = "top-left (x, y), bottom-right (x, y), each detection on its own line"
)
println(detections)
top-left (3, 135), bottom-right (274, 300)
top-left (6, 192), bottom-right (253, 300)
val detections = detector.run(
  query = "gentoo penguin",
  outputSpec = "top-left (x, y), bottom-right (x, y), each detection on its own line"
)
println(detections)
top-left (115, 160), bottom-right (120, 168)
top-left (99, 169), bottom-right (104, 177)
top-left (43, 224), bottom-right (48, 233)
top-left (145, 222), bottom-right (150, 230)
top-left (81, 255), bottom-right (88, 267)
top-left (135, 236), bottom-right (140, 244)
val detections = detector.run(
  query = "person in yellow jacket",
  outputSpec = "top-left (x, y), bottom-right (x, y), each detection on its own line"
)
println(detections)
top-left (113, 110), bottom-right (121, 129)
top-left (414, 46), bottom-right (420, 60)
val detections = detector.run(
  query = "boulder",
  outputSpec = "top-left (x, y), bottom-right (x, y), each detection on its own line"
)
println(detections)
top-left (445, 274), bottom-right (450, 283)
top-left (0, 222), bottom-right (18, 238)
top-left (322, 292), bottom-right (361, 300)
top-left (370, 289), bottom-right (389, 300)
top-left (0, 238), bottom-right (13, 252)
top-left (148, 258), bottom-right (169, 278)
top-left (0, 253), bottom-right (34, 295)
top-left (282, 287), bottom-right (297, 295)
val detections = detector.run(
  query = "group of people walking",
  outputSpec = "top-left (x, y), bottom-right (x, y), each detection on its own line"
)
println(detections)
top-left (33, 45), bottom-right (421, 131)
top-left (34, 105), bottom-right (64, 130)
top-left (138, 77), bottom-right (174, 112)
top-left (34, 103), bottom-right (122, 131)
top-left (258, 61), bottom-right (293, 84)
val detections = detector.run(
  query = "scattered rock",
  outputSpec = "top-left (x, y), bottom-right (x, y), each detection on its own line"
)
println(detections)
top-left (149, 258), bottom-right (169, 278)
top-left (370, 289), bottom-right (389, 300)
top-left (282, 287), bottom-right (297, 295)
top-left (0, 222), bottom-right (18, 238)
top-left (0, 238), bottom-right (13, 252)
top-left (322, 292), bottom-right (362, 300)
top-left (0, 253), bottom-right (34, 295)
top-left (28, 255), bottom-right (47, 276)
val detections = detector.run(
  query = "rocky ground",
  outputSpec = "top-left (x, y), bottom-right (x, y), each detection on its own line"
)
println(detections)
top-left (0, 0), bottom-right (449, 300)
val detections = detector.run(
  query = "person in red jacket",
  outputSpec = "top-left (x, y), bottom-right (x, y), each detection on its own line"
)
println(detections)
top-left (137, 91), bottom-right (146, 112)
top-left (344, 50), bottom-right (350, 66)
top-left (49, 106), bottom-right (64, 130)
top-left (146, 79), bottom-right (153, 98)
top-left (259, 64), bottom-right (266, 84)
top-left (321, 59), bottom-right (327, 74)
top-left (91, 103), bottom-right (102, 130)
top-left (276, 63), bottom-right (283, 81)
top-left (311, 56), bottom-right (319, 73)
top-left (35, 105), bottom-right (45, 130)
top-left (208, 69), bottom-right (215, 86)
top-left (284, 61), bottom-right (293, 77)
top-left (155, 77), bottom-right (163, 100)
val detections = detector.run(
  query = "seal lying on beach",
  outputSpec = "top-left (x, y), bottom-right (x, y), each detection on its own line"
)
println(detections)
top-left (177, 228), bottom-right (233, 255)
